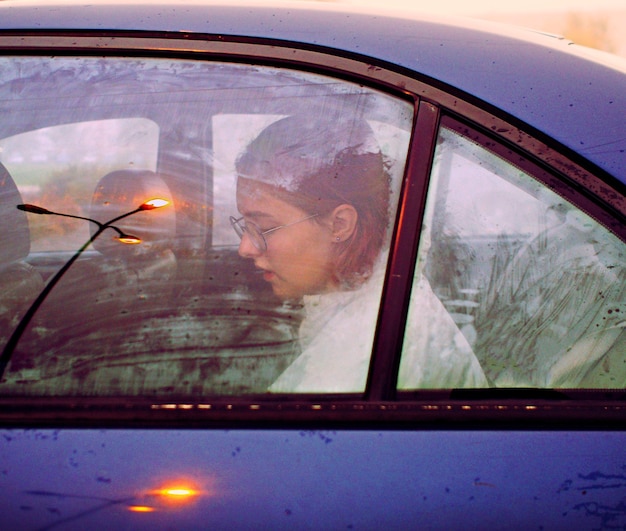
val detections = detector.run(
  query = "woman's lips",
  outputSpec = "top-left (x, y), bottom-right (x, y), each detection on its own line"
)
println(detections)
top-left (262, 270), bottom-right (276, 282)
top-left (254, 263), bottom-right (276, 282)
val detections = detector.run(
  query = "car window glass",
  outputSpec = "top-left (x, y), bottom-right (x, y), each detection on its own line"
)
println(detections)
top-left (0, 118), bottom-right (159, 252)
top-left (212, 116), bottom-right (408, 248)
top-left (398, 126), bottom-right (625, 390)
top-left (0, 56), bottom-right (412, 398)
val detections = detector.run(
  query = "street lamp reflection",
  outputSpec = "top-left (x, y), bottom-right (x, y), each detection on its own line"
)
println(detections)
top-left (0, 198), bottom-right (170, 379)
top-left (150, 482), bottom-right (202, 506)
top-left (117, 235), bottom-right (142, 244)
top-left (162, 487), bottom-right (196, 496)
top-left (127, 480), bottom-right (204, 514)
top-left (141, 198), bottom-right (170, 210)
top-left (23, 476), bottom-right (207, 523)
top-left (16, 203), bottom-right (144, 244)
top-left (128, 505), bottom-right (157, 513)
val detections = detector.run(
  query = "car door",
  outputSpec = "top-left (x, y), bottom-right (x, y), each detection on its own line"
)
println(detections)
top-left (0, 32), bottom-right (624, 530)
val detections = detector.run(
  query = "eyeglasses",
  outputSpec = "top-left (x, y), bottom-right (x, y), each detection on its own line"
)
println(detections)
top-left (230, 213), bottom-right (318, 252)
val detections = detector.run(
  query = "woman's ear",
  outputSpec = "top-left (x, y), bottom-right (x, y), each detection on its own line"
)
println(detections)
top-left (330, 204), bottom-right (358, 242)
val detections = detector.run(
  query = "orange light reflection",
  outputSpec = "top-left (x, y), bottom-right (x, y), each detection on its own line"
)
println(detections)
top-left (118, 236), bottom-right (142, 244)
top-left (128, 505), bottom-right (157, 513)
top-left (147, 481), bottom-right (203, 507)
top-left (160, 487), bottom-right (198, 497)
top-left (141, 198), bottom-right (170, 210)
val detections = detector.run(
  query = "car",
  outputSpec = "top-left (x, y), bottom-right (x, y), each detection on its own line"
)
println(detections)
top-left (0, 0), bottom-right (624, 529)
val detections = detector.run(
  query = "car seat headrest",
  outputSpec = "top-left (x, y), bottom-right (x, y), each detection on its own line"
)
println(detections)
top-left (0, 162), bottom-right (30, 265)
top-left (90, 169), bottom-right (176, 256)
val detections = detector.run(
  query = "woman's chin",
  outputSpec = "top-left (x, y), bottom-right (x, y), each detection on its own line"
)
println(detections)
top-left (270, 282), bottom-right (302, 302)
top-left (272, 286), bottom-right (293, 301)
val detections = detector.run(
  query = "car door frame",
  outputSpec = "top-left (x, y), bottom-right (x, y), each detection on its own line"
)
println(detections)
top-left (0, 30), bottom-right (624, 428)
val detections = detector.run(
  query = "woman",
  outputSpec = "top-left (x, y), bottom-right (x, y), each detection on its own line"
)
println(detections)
top-left (232, 115), bottom-right (487, 392)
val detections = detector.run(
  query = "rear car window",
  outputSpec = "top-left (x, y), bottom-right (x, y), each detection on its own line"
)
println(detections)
top-left (0, 56), bottom-right (412, 397)
top-left (399, 124), bottom-right (625, 390)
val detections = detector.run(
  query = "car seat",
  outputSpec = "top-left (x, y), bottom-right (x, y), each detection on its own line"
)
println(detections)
top-left (31, 169), bottom-right (177, 352)
top-left (89, 168), bottom-right (177, 286)
top-left (0, 162), bottom-right (44, 347)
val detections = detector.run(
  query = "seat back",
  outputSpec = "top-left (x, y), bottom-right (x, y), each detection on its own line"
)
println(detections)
top-left (0, 162), bottom-right (44, 339)
top-left (32, 169), bottom-right (177, 331)
top-left (90, 169), bottom-right (176, 258)
top-left (0, 162), bottom-right (31, 265)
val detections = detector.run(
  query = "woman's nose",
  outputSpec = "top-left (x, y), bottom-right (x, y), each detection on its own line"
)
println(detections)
top-left (238, 232), bottom-right (262, 258)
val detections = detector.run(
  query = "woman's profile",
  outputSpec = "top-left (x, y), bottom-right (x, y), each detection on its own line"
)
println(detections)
top-left (231, 114), bottom-right (487, 392)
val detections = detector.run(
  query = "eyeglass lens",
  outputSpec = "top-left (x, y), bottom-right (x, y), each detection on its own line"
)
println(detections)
top-left (230, 217), bottom-right (266, 251)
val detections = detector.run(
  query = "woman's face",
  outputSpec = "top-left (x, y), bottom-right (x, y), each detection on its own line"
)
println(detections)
top-left (236, 179), bottom-right (338, 301)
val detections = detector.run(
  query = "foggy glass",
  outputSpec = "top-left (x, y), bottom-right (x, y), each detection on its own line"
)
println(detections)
top-left (399, 127), bottom-right (625, 389)
top-left (0, 56), bottom-right (412, 397)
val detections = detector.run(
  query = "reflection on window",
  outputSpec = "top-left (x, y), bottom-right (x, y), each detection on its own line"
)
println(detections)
top-left (215, 112), bottom-right (411, 394)
top-left (0, 56), bottom-right (412, 398)
top-left (0, 118), bottom-right (159, 252)
top-left (399, 126), bottom-right (625, 390)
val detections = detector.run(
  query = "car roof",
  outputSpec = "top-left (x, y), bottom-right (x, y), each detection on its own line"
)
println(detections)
top-left (1, 0), bottom-right (625, 187)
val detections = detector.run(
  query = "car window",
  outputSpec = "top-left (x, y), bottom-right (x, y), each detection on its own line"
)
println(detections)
top-left (398, 124), bottom-right (625, 390)
top-left (0, 118), bottom-right (160, 253)
top-left (0, 55), bottom-right (412, 398)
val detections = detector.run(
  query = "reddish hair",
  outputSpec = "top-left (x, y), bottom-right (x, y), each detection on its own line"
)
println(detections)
top-left (236, 115), bottom-right (391, 289)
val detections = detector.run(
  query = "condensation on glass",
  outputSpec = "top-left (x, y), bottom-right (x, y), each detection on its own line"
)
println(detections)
top-left (0, 56), bottom-right (412, 397)
top-left (399, 126), bottom-right (626, 390)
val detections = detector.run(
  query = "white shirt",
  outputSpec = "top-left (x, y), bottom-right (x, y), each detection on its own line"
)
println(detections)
top-left (270, 263), bottom-right (487, 392)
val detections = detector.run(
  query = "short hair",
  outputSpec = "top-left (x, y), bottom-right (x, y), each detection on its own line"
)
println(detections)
top-left (236, 115), bottom-right (391, 289)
